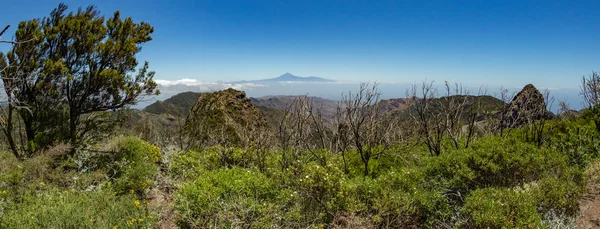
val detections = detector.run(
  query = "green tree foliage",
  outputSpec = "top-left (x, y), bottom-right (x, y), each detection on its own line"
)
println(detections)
top-left (0, 4), bottom-right (158, 155)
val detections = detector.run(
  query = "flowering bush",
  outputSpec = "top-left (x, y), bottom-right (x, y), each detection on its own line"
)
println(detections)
top-left (110, 137), bottom-right (161, 194)
top-left (0, 189), bottom-right (157, 228)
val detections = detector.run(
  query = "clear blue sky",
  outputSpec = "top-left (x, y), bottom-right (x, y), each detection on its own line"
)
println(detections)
top-left (2, 0), bottom-right (600, 89)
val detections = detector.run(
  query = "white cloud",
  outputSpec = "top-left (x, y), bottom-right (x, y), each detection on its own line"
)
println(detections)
top-left (155, 78), bottom-right (267, 91)
top-left (153, 78), bottom-right (268, 101)
top-left (155, 78), bottom-right (204, 86)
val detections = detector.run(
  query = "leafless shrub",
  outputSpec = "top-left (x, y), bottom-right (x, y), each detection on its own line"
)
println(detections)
top-left (337, 82), bottom-right (394, 176)
top-left (277, 95), bottom-right (332, 169)
top-left (581, 71), bottom-right (600, 109)
top-left (408, 81), bottom-right (485, 156)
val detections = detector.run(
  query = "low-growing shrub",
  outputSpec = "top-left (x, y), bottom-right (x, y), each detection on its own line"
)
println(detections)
top-left (547, 118), bottom-right (600, 167)
top-left (175, 167), bottom-right (280, 228)
top-left (109, 137), bottom-right (161, 194)
top-left (1, 188), bottom-right (157, 229)
top-left (171, 146), bottom-right (248, 180)
top-left (345, 167), bottom-right (450, 228)
top-left (585, 159), bottom-right (600, 184)
top-left (425, 137), bottom-right (569, 194)
top-left (283, 162), bottom-right (348, 224)
top-left (462, 187), bottom-right (541, 228)
top-left (532, 177), bottom-right (583, 216)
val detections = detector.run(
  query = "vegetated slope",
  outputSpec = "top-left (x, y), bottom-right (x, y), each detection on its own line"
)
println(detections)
top-left (251, 95), bottom-right (338, 116)
top-left (120, 109), bottom-right (183, 146)
top-left (184, 88), bottom-right (271, 147)
top-left (141, 91), bottom-right (511, 133)
top-left (143, 91), bottom-right (202, 117)
top-left (256, 105), bottom-right (286, 132)
top-left (377, 98), bottom-right (414, 113)
top-left (386, 95), bottom-right (507, 121)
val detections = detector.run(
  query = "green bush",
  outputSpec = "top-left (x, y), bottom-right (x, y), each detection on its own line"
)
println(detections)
top-left (462, 187), bottom-right (541, 228)
top-left (345, 167), bottom-right (450, 228)
top-left (110, 137), bottom-right (161, 194)
top-left (425, 137), bottom-right (569, 194)
top-left (283, 161), bottom-right (349, 224)
top-left (175, 167), bottom-right (280, 228)
top-left (586, 159), bottom-right (600, 184)
top-left (1, 188), bottom-right (156, 229)
top-left (531, 177), bottom-right (583, 216)
top-left (547, 118), bottom-right (600, 167)
top-left (171, 146), bottom-right (249, 180)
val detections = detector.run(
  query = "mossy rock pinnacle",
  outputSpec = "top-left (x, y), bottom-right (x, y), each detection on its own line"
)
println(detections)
top-left (184, 88), bottom-right (270, 147)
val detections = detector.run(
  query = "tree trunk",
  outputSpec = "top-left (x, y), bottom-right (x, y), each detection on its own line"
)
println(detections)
top-left (3, 107), bottom-right (21, 160)
top-left (68, 110), bottom-right (78, 155)
top-left (362, 156), bottom-right (369, 177)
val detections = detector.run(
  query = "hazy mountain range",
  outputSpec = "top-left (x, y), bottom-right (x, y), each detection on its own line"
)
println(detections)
top-left (143, 73), bottom-right (583, 112)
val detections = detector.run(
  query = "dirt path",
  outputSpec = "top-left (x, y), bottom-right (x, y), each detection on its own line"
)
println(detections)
top-left (577, 166), bottom-right (600, 229)
top-left (148, 173), bottom-right (178, 229)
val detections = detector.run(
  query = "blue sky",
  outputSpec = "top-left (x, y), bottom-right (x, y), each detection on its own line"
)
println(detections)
top-left (2, 0), bottom-right (600, 90)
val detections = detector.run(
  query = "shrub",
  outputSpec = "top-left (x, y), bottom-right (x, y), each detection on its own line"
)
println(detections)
top-left (171, 146), bottom-right (249, 180)
top-left (109, 137), bottom-right (161, 194)
top-left (547, 119), bottom-right (600, 167)
top-left (345, 167), bottom-right (450, 228)
top-left (586, 159), bottom-right (600, 184)
top-left (531, 177), bottom-right (583, 216)
top-left (0, 188), bottom-right (157, 229)
top-left (462, 187), bottom-right (541, 228)
top-left (283, 162), bottom-right (348, 224)
top-left (175, 167), bottom-right (280, 228)
top-left (424, 137), bottom-right (569, 194)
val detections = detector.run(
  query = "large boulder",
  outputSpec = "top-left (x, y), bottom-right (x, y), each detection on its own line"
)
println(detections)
top-left (184, 88), bottom-right (270, 147)
top-left (500, 84), bottom-right (552, 128)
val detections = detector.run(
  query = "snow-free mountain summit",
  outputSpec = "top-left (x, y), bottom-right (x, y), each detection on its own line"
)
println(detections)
top-left (231, 73), bottom-right (335, 84)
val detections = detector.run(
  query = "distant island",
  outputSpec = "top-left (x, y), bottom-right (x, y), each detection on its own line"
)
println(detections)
top-left (230, 73), bottom-right (335, 84)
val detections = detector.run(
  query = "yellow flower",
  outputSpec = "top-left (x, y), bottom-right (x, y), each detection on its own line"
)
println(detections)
top-left (134, 200), bottom-right (141, 208)
top-left (130, 189), bottom-right (135, 194)
top-left (112, 227), bottom-right (117, 229)
top-left (147, 215), bottom-right (153, 219)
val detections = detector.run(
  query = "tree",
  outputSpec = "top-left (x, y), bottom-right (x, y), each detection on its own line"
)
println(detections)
top-left (277, 95), bottom-right (332, 169)
top-left (0, 21), bottom-right (53, 158)
top-left (0, 4), bottom-right (159, 152)
top-left (408, 81), bottom-right (444, 156)
top-left (338, 83), bottom-right (393, 176)
top-left (581, 72), bottom-right (600, 109)
top-left (408, 81), bottom-right (485, 156)
top-left (0, 24), bottom-right (22, 158)
top-left (581, 72), bottom-right (600, 132)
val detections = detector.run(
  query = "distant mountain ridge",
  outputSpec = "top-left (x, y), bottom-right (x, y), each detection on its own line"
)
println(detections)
top-left (231, 73), bottom-right (335, 84)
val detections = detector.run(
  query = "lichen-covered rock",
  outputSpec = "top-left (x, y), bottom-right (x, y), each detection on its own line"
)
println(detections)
top-left (500, 84), bottom-right (551, 128)
top-left (184, 88), bottom-right (271, 147)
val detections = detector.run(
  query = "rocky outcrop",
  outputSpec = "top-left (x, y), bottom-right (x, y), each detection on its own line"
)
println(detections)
top-left (500, 84), bottom-right (552, 128)
top-left (184, 88), bottom-right (271, 147)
